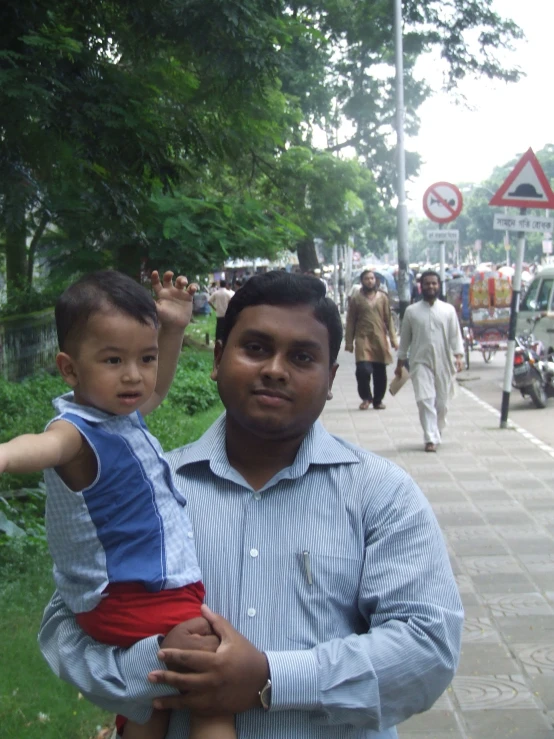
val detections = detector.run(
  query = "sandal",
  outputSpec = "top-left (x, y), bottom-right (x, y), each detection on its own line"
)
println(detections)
top-left (373, 403), bottom-right (386, 410)
top-left (359, 400), bottom-right (371, 410)
top-left (424, 442), bottom-right (437, 452)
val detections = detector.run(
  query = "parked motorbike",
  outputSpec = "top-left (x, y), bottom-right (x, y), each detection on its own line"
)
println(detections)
top-left (513, 317), bottom-right (554, 408)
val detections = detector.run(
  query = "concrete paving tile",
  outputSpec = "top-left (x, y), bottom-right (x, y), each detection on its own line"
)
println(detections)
top-left (462, 616), bottom-right (502, 644)
top-left (529, 675), bottom-right (554, 709)
top-left (460, 591), bottom-right (481, 607)
top-left (480, 511), bottom-right (535, 525)
top-left (398, 733), bottom-right (465, 739)
top-left (435, 512), bottom-right (487, 527)
top-left (495, 616), bottom-right (554, 643)
top-left (461, 709), bottom-right (553, 737)
top-left (449, 539), bottom-right (511, 557)
top-left (481, 592), bottom-right (554, 617)
top-left (452, 674), bottom-right (540, 710)
top-left (458, 643), bottom-right (519, 676)
top-left (471, 573), bottom-right (536, 594)
top-left (510, 644), bottom-right (554, 677)
top-left (505, 538), bottom-right (554, 555)
top-left (493, 524), bottom-right (551, 540)
top-left (459, 555), bottom-right (523, 575)
top-left (520, 553), bottom-right (554, 572)
top-left (528, 573), bottom-right (554, 593)
top-left (397, 712), bottom-right (461, 733)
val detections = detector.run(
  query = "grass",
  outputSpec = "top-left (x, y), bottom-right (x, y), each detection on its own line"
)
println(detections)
top-left (0, 343), bottom-right (223, 739)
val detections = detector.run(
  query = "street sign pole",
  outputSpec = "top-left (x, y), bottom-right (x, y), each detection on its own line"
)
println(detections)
top-left (500, 208), bottom-right (526, 429)
top-left (439, 222), bottom-right (446, 290)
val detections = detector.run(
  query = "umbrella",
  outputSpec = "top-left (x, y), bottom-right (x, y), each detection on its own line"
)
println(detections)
top-left (498, 266), bottom-right (515, 278)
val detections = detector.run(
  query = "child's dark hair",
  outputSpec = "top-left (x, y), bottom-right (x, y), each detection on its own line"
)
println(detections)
top-left (222, 271), bottom-right (343, 365)
top-left (55, 270), bottom-right (158, 354)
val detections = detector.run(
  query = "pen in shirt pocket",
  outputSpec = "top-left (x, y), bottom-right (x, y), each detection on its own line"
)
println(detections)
top-left (302, 550), bottom-right (313, 585)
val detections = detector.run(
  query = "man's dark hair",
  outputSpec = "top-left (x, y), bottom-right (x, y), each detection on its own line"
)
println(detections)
top-left (219, 279), bottom-right (227, 288)
top-left (360, 269), bottom-right (380, 285)
top-left (55, 270), bottom-right (158, 354)
top-left (222, 271), bottom-right (343, 365)
top-left (420, 270), bottom-right (441, 284)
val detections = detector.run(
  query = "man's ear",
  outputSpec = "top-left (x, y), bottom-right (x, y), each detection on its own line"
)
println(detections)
top-left (327, 362), bottom-right (339, 398)
top-left (56, 352), bottom-right (78, 388)
top-left (210, 340), bottom-right (224, 381)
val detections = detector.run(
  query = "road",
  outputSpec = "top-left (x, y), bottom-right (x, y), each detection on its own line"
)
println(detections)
top-left (457, 348), bottom-right (554, 448)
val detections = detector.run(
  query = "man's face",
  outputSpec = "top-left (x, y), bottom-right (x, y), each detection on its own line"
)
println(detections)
top-left (421, 275), bottom-right (440, 300)
top-left (361, 272), bottom-right (376, 290)
top-left (212, 304), bottom-right (337, 441)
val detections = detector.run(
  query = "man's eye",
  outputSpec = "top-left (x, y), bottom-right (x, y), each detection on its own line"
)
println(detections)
top-left (295, 352), bottom-right (314, 364)
top-left (245, 343), bottom-right (265, 353)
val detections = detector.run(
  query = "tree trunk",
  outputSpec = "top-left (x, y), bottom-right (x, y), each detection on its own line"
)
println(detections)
top-left (26, 211), bottom-right (50, 288)
top-left (297, 238), bottom-right (320, 272)
top-left (115, 242), bottom-right (143, 281)
top-left (4, 191), bottom-right (28, 302)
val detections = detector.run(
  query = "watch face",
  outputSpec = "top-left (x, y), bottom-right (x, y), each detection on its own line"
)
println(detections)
top-left (260, 679), bottom-right (272, 710)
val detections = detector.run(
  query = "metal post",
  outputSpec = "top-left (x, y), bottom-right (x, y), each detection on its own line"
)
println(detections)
top-left (332, 243), bottom-right (339, 304)
top-left (504, 207), bottom-right (510, 266)
top-left (500, 208), bottom-right (526, 428)
top-left (439, 222), bottom-right (446, 296)
top-left (394, 0), bottom-right (410, 319)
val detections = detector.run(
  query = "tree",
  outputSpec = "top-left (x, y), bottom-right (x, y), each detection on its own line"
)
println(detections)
top-left (0, 0), bottom-right (288, 298)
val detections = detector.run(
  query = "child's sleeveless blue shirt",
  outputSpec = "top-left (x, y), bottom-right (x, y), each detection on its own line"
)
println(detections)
top-left (44, 393), bottom-right (202, 613)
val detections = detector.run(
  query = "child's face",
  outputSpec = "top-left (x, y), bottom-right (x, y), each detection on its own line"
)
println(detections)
top-left (64, 310), bottom-right (159, 415)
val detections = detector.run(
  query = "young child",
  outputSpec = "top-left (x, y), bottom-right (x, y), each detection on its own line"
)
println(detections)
top-left (0, 270), bottom-right (235, 739)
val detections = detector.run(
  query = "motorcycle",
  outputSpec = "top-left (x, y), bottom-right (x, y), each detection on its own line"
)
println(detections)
top-left (513, 318), bottom-right (554, 409)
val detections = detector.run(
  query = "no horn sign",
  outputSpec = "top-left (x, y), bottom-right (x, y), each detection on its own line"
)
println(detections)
top-left (423, 182), bottom-right (463, 224)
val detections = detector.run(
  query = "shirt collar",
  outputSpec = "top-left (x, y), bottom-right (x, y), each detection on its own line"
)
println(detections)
top-left (173, 414), bottom-right (359, 491)
top-left (52, 392), bottom-right (140, 425)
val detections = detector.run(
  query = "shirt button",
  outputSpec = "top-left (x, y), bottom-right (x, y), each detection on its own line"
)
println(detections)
top-left (247, 608), bottom-right (256, 617)
top-left (250, 548), bottom-right (259, 558)
top-left (253, 492), bottom-right (261, 500)
top-left (187, 531), bottom-right (194, 539)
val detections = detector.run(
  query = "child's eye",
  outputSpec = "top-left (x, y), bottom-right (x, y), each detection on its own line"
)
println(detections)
top-left (105, 357), bottom-right (121, 365)
top-left (143, 355), bottom-right (158, 364)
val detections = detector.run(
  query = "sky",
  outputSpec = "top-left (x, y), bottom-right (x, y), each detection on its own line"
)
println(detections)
top-left (408, 0), bottom-right (554, 217)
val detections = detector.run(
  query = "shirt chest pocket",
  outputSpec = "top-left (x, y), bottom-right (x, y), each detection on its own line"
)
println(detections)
top-left (281, 549), bottom-right (365, 648)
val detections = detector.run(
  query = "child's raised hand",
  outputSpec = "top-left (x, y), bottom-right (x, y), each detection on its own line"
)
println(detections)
top-left (151, 270), bottom-right (198, 331)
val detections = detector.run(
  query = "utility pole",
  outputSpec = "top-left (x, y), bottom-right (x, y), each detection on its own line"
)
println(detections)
top-left (394, 0), bottom-right (410, 319)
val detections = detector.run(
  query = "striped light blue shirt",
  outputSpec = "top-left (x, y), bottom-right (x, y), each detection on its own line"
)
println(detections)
top-left (39, 415), bottom-right (463, 738)
top-left (44, 393), bottom-right (201, 613)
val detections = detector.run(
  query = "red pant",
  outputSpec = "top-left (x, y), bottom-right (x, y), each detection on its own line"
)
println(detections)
top-left (76, 581), bottom-right (205, 734)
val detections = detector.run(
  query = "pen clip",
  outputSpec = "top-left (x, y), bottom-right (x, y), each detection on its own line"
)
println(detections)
top-left (303, 550), bottom-right (313, 586)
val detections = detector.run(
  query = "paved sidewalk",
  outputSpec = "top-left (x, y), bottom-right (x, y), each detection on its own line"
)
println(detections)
top-left (321, 352), bottom-right (554, 739)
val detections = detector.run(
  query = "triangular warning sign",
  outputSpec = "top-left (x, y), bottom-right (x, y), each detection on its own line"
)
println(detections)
top-left (489, 148), bottom-right (554, 209)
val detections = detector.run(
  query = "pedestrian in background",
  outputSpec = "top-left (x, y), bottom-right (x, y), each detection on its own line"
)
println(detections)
top-left (209, 279), bottom-right (235, 342)
top-left (395, 270), bottom-right (464, 453)
top-left (345, 269), bottom-right (398, 411)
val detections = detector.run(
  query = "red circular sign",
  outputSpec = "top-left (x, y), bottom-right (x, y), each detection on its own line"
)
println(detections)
top-left (423, 182), bottom-right (463, 224)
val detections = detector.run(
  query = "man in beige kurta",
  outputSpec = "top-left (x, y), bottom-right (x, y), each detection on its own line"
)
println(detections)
top-left (345, 270), bottom-right (398, 410)
top-left (396, 271), bottom-right (464, 452)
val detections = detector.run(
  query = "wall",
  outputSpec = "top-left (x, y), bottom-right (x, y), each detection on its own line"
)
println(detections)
top-left (0, 309), bottom-right (57, 381)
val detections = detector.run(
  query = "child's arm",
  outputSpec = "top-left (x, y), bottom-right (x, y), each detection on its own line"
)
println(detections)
top-left (0, 421), bottom-right (83, 475)
top-left (139, 270), bottom-right (197, 417)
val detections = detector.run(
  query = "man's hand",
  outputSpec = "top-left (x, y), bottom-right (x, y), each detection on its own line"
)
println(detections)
top-left (151, 270), bottom-right (197, 331)
top-left (344, 345), bottom-right (354, 353)
top-left (395, 361), bottom-right (404, 379)
top-left (148, 605), bottom-right (269, 715)
top-left (455, 355), bottom-right (464, 373)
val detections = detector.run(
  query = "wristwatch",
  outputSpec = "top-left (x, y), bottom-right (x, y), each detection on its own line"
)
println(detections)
top-left (259, 678), bottom-right (272, 710)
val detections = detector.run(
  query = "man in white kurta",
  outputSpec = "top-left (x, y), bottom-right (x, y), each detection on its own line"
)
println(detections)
top-left (395, 271), bottom-right (464, 452)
